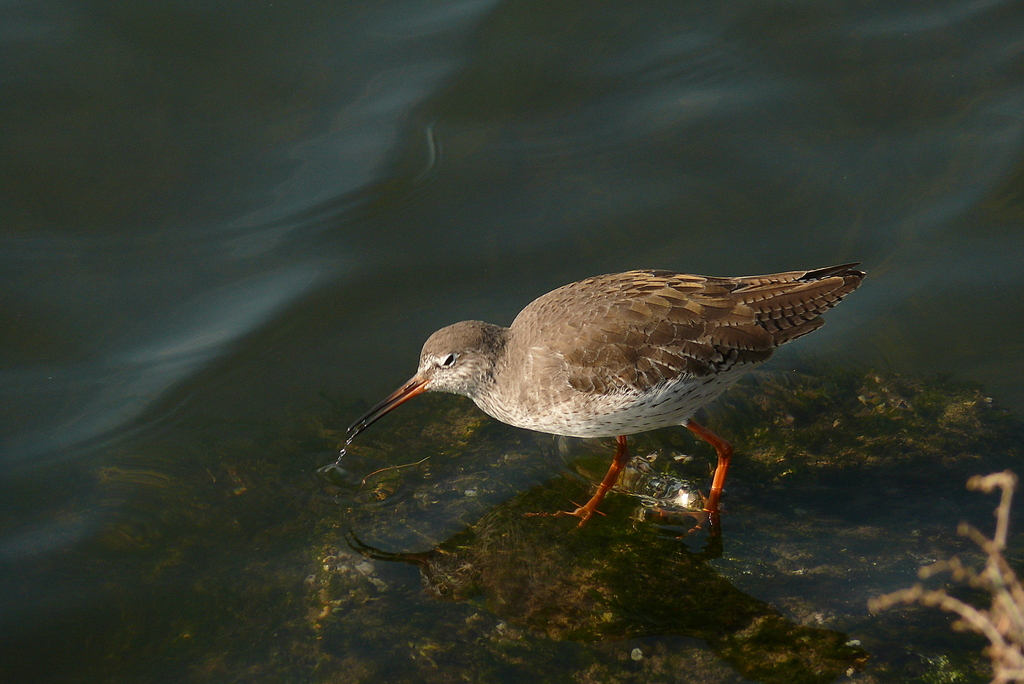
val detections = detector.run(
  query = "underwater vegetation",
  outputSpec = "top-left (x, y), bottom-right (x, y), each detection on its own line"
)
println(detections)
top-left (8, 367), bottom-right (1020, 683)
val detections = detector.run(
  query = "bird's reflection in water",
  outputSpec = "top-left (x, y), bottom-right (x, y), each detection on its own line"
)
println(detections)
top-left (349, 469), bottom-right (868, 684)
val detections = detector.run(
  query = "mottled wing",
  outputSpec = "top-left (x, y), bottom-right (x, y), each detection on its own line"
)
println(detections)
top-left (726, 263), bottom-right (864, 344)
top-left (511, 265), bottom-right (863, 395)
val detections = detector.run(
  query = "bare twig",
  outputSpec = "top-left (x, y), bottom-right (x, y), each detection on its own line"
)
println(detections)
top-left (869, 471), bottom-right (1024, 684)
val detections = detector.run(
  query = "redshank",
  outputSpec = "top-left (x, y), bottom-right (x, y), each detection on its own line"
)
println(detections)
top-left (347, 264), bottom-right (864, 525)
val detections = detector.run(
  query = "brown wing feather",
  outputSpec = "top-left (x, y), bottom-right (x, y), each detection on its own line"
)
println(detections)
top-left (731, 264), bottom-right (864, 344)
top-left (510, 265), bottom-right (863, 395)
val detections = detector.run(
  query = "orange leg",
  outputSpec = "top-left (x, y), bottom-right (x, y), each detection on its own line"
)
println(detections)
top-left (554, 435), bottom-right (631, 528)
top-left (686, 419), bottom-right (733, 514)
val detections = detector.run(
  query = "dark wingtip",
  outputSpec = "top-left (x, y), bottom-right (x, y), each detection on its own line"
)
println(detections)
top-left (802, 263), bottom-right (865, 281)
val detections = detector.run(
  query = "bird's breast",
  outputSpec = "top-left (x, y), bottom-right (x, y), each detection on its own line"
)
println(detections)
top-left (470, 362), bottom-right (759, 438)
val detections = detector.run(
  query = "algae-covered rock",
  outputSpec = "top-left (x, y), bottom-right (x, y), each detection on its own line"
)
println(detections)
top-left (345, 480), bottom-right (868, 684)
top-left (65, 368), bottom-right (1024, 683)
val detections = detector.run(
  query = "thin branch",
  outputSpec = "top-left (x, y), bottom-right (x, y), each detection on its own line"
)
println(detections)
top-left (871, 471), bottom-right (1024, 684)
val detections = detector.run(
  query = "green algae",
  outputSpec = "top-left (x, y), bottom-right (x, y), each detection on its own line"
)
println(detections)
top-left (46, 368), bottom-right (1024, 683)
top-left (341, 479), bottom-right (867, 683)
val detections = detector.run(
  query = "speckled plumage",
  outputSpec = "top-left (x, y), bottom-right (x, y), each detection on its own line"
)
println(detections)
top-left (348, 264), bottom-right (864, 522)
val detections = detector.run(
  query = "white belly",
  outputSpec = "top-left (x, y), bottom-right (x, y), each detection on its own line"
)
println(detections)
top-left (475, 364), bottom-right (757, 438)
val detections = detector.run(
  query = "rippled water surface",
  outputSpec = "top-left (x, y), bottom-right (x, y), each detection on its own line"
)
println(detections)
top-left (3, 1), bottom-right (1024, 682)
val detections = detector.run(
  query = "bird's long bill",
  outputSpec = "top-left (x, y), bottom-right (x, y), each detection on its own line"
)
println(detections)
top-left (347, 375), bottom-right (429, 441)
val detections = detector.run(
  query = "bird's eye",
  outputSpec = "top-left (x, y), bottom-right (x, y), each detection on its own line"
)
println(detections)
top-left (439, 353), bottom-right (458, 368)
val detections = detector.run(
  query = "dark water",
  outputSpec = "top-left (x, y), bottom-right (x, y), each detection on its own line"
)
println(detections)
top-left (3, 1), bottom-right (1024, 682)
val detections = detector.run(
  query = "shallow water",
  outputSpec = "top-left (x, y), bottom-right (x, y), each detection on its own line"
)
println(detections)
top-left (2, 1), bottom-right (1024, 682)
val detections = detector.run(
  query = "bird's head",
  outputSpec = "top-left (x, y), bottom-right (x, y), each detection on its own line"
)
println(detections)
top-left (346, 320), bottom-right (506, 441)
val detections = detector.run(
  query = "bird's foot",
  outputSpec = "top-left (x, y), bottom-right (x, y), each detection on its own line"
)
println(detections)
top-left (641, 506), bottom-right (722, 541)
top-left (554, 502), bottom-right (606, 528)
top-left (524, 501), bottom-right (606, 528)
